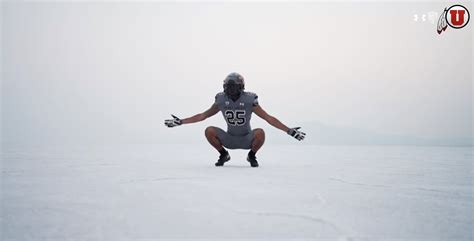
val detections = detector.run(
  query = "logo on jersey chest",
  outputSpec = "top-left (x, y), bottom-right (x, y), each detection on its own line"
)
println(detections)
top-left (225, 101), bottom-right (244, 107)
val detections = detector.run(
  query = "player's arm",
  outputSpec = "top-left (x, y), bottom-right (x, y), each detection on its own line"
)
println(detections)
top-left (253, 105), bottom-right (306, 141)
top-left (164, 104), bottom-right (219, 127)
top-left (253, 105), bottom-right (290, 132)
top-left (181, 103), bottom-right (219, 124)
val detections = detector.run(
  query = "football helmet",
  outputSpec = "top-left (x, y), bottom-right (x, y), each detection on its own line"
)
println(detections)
top-left (223, 72), bottom-right (245, 101)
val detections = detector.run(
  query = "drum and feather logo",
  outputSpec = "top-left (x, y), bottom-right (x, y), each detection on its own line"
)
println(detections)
top-left (438, 5), bottom-right (470, 34)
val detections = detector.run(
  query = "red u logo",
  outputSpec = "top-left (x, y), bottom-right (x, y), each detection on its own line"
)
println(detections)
top-left (446, 5), bottom-right (470, 29)
top-left (450, 10), bottom-right (466, 26)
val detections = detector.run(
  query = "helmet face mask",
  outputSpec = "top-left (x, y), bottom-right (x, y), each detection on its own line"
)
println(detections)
top-left (224, 82), bottom-right (243, 100)
top-left (223, 73), bottom-right (245, 101)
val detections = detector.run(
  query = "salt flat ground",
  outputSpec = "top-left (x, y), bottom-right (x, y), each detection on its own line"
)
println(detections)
top-left (1, 144), bottom-right (472, 241)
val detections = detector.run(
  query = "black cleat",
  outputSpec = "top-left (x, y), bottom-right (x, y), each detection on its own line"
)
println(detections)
top-left (247, 154), bottom-right (259, 167)
top-left (215, 151), bottom-right (230, 166)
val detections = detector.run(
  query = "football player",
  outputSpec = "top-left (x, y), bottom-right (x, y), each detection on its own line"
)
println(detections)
top-left (165, 72), bottom-right (306, 167)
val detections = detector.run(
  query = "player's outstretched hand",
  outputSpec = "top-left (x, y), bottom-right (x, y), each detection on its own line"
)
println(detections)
top-left (164, 114), bottom-right (182, 128)
top-left (287, 127), bottom-right (306, 141)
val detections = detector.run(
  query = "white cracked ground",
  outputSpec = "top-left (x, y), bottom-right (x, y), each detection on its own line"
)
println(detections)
top-left (1, 144), bottom-right (472, 241)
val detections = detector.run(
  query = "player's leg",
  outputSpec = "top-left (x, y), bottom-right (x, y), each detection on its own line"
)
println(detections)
top-left (205, 126), bottom-right (230, 166)
top-left (204, 126), bottom-right (223, 151)
top-left (247, 128), bottom-right (265, 167)
top-left (251, 128), bottom-right (265, 153)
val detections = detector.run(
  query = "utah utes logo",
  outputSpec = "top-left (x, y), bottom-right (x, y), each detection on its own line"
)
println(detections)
top-left (438, 5), bottom-right (470, 34)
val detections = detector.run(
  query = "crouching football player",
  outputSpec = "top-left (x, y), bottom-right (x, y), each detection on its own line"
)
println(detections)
top-left (165, 72), bottom-right (306, 167)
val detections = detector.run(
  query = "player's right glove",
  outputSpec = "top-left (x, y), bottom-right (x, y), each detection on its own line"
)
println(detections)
top-left (164, 114), bottom-right (182, 128)
top-left (287, 127), bottom-right (306, 141)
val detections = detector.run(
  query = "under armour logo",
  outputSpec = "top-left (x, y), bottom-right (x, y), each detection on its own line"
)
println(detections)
top-left (239, 103), bottom-right (244, 106)
top-left (225, 101), bottom-right (229, 105)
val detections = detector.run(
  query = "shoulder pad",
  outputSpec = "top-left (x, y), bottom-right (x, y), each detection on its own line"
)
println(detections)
top-left (243, 91), bottom-right (257, 97)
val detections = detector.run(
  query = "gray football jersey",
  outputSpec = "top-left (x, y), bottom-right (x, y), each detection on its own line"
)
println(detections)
top-left (215, 91), bottom-right (259, 136)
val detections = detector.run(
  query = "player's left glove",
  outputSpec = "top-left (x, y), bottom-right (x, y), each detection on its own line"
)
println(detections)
top-left (287, 127), bottom-right (306, 141)
top-left (164, 114), bottom-right (182, 128)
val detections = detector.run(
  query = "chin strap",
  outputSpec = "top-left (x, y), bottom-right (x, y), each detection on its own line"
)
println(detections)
top-left (230, 94), bottom-right (241, 101)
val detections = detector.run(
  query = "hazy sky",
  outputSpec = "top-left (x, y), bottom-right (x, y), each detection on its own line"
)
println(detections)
top-left (1, 1), bottom-right (472, 146)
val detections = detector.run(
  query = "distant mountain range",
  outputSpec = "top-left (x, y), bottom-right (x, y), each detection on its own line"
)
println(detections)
top-left (2, 120), bottom-right (471, 147)
top-left (265, 121), bottom-right (472, 147)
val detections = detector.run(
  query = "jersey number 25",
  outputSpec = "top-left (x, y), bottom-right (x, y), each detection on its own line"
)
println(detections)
top-left (225, 110), bottom-right (246, 126)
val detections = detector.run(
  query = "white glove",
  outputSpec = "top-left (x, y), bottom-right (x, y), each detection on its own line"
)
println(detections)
top-left (164, 114), bottom-right (182, 128)
top-left (287, 127), bottom-right (306, 141)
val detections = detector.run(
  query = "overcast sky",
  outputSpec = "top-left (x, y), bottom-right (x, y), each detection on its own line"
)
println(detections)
top-left (1, 1), bottom-right (472, 146)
